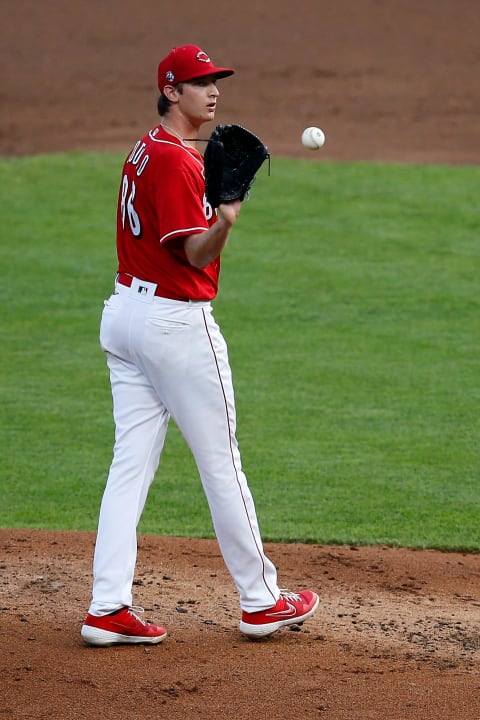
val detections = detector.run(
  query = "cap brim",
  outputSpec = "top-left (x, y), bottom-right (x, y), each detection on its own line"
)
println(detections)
top-left (212, 68), bottom-right (235, 79)
top-left (181, 68), bottom-right (235, 83)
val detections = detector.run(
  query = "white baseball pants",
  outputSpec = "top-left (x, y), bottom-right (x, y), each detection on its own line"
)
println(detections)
top-left (88, 281), bottom-right (279, 616)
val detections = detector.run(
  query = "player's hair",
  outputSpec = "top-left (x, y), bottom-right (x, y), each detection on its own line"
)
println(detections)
top-left (157, 83), bottom-right (184, 116)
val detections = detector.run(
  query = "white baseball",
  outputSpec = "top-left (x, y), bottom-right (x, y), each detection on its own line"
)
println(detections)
top-left (301, 126), bottom-right (326, 150)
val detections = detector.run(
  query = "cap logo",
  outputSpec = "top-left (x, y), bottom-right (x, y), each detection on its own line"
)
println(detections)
top-left (196, 51), bottom-right (210, 63)
top-left (166, 70), bottom-right (175, 82)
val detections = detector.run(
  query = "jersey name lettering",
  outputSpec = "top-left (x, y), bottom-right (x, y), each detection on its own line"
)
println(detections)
top-left (127, 141), bottom-right (150, 177)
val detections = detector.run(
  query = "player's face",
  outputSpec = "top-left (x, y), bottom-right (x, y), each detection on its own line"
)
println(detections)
top-left (178, 75), bottom-right (220, 127)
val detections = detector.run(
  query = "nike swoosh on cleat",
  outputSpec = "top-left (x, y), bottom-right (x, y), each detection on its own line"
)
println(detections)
top-left (111, 621), bottom-right (143, 632)
top-left (265, 601), bottom-right (298, 619)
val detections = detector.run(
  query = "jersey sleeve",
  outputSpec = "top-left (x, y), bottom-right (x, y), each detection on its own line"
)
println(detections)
top-left (152, 155), bottom-right (209, 244)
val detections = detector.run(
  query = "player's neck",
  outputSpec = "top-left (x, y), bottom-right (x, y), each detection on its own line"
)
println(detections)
top-left (160, 117), bottom-right (199, 148)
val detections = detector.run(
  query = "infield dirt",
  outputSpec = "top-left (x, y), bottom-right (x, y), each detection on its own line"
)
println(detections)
top-left (1, 2), bottom-right (480, 718)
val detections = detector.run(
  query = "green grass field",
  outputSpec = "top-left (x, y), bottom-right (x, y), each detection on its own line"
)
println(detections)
top-left (1, 152), bottom-right (479, 550)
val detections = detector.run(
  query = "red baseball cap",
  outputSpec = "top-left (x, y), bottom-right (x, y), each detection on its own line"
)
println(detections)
top-left (157, 45), bottom-right (235, 91)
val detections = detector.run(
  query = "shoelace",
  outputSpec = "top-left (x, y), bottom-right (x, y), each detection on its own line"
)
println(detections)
top-left (278, 590), bottom-right (302, 602)
top-left (127, 606), bottom-right (147, 626)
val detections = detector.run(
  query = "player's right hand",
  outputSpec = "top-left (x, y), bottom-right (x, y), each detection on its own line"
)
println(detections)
top-left (217, 199), bottom-right (242, 226)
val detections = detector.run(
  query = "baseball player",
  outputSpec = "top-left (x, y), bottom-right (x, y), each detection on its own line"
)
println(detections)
top-left (81, 44), bottom-right (319, 646)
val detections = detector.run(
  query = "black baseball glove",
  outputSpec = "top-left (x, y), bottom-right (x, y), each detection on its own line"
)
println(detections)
top-left (204, 124), bottom-right (270, 209)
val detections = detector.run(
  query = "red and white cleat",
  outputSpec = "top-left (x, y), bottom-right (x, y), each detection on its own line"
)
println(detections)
top-left (81, 606), bottom-right (167, 646)
top-left (239, 589), bottom-right (319, 639)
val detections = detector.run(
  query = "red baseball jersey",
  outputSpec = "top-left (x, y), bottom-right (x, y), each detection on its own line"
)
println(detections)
top-left (116, 125), bottom-right (219, 300)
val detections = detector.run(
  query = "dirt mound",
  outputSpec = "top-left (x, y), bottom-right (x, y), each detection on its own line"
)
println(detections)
top-left (2, 530), bottom-right (480, 719)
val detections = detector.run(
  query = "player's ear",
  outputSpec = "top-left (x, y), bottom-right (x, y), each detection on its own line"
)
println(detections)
top-left (163, 85), bottom-right (180, 103)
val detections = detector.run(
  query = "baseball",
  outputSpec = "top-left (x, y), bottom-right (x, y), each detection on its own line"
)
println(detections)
top-left (301, 126), bottom-right (326, 150)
